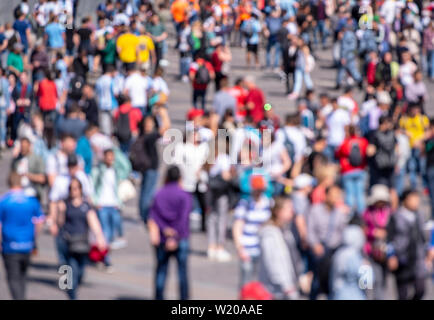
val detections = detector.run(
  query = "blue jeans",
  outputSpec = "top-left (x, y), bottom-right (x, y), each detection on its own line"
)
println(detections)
top-left (427, 167), bottom-right (434, 219)
top-left (408, 148), bottom-right (426, 190)
top-left (0, 107), bottom-right (6, 145)
top-left (394, 166), bottom-right (407, 197)
top-left (266, 39), bottom-right (281, 68)
top-left (98, 207), bottom-right (122, 243)
top-left (155, 239), bottom-right (189, 300)
top-left (337, 58), bottom-right (362, 86)
top-left (180, 55), bottom-right (192, 77)
top-left (57, 235), bottom-right (87, 300)
top-left (314, 20), bottom-right (329, 46)
top-left (139, 169), bottom-right (159, 222)
top-left (342, 170), bottom-right (366, 215)
top-left (292, 68), bottom-right (313, 95)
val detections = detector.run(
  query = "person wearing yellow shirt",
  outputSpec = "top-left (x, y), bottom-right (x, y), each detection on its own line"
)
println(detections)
top-left (137, 26), bottom-right (156, 70)
top-left (116, 26), bottom-right (140, 70)
top-left (399, 104), bottom-right (429, 189)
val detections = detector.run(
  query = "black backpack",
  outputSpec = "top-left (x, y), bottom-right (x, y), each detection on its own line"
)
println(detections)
top-left (348, 140), bottom-right (363, 167)
top-left (69, 75), bottom-right (85, 101)
top-left (129, 135), bottom-right (151, 172)
top-left (195, 64), bottom-right (210, 85)
top-left (374, 130), bottom-right (396, 170)
top-left (242, 20), bottom-right (254, 38)
top-left (115, 110), bottom-right (132, 144)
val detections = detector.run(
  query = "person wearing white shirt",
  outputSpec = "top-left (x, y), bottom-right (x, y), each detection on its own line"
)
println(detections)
top-left (124, 66), bottom-right (152, 114)
top-left (325, 99), bottom-right (351, 161)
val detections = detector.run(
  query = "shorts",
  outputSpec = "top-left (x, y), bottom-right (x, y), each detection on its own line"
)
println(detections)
top-left (247, 44), bottom-right (258, 54)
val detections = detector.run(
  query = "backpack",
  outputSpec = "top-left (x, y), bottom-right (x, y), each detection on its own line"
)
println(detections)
top-left (348, 140), bottom-right (363, 167)
top-left (195, 64), bottom-right (210, 85)
top-left (69, 75), bottom-right (85, 101)
top-left (129, 135), bottom-right (151, 172)
top-left (242, 20), bottom-right (254, 38)
top-left (374, 130), bottom-right (396, 170)
top-left (115, 110), bottom-right (132, 144)
top-left (282, 129), bottom-right (296, 165)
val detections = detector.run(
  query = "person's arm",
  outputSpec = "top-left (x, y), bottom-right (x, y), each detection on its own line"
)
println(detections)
top-left (148, 218), bottom-right (160, 246)
top-left (279, 148), bottom-right (292, 177)
top-left (232, 218), bottom-right (249, 260)
top-left (295, 214), bottom-right (308, 247)
top-left (158, 106), bottom-right (171, 136)
top-left (87, 209), bottom-right (106, 250)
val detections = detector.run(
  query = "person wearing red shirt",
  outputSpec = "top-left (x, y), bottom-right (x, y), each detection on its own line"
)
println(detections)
top-left (228, 77), bottom-right (248, 121)
top-left (335, 124), bottom-right (369, 215)
top-left (114, 95), bottom-right (143, 153)
top-left (37, 70), bottom-right (58, 127)
top-left (189, 54), bottom-right (215, 110)
top-left (211, 43), bottom-right (232, 91)
top-left (244, 76), bottom-right (265, 124)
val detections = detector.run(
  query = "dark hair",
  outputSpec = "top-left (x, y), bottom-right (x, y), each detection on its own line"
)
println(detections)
top-left (165, 166), bottom-right (181, 184)
top-left (379, 115), bottom-right (391, 125)
top-left (400, 189), bottom-right (418, 203)
top-left (8, 171), bottom-right (21, 188)
top-left (68, 177), bottom-right (83, 198)
top-left (67, 153), bottom-right (79, 168)
top-left (285, 112), bottom-right (300, 125)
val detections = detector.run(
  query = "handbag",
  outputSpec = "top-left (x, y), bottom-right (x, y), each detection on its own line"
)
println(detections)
top-left (63, 232), bottom-right (90, 255)
top-left (118, 179), bottom-right (137, 203)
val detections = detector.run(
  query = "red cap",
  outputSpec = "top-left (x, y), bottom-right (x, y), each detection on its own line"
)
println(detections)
top-left (187, 108), bottom-right (204, 121)
top-left (251, 175), bottom-right (266, 191)
top-left (240, 282), bottom-right (272, 300)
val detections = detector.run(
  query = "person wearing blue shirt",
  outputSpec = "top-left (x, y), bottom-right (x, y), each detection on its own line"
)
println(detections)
top-left (45, 15), bottom-right (66, 51)
top-left (241, 14), bottom-right (262, 69)
top-left (0, 172), bottom-right (44, 300)
top-left (13, 12), bottom-right (31, 54)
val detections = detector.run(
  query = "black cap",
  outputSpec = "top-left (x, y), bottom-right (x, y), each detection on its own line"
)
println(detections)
top-left (67, 154), bottom-right (79, 168)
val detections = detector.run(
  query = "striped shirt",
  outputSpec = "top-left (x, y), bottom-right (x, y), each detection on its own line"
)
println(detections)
top-left (234, 196), bottom-right (272, 257)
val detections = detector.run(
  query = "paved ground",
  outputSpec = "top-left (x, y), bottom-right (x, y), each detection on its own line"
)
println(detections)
top-left (0, 1), bottom-right (434, 300)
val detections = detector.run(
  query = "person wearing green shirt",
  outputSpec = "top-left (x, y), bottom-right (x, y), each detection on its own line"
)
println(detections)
top-left (100, 32), bottom-right (117, 73)
top-left (7, 43), bottom-right (24, 75)
top-left (146, 14), bottom-right (167, 66)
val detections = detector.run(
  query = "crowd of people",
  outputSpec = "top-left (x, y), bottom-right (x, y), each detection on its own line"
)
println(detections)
top-left (0, 0), bottom-right (433, 301)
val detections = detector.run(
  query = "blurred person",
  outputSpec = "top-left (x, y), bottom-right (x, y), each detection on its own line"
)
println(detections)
top-left (264, 8), bottom-right (282, 71)
top-left (0, 172), bottom-right (44, 300)
top-left (308, 185), bottom-right (347, 299)
top-left (241, 13), bottom-right (261, 69)
top-left (95, 65), bottom-right (118, 136)
top-left (233, 175), bottom-right (272, 287)
top-left (387, 190), bottom-right (431, 300)
top-left (362, 184), bottom-right (392, 300)
top-left (124, 64), bottom-right (153, 116)
top-left (244, 75), bottom-right (265, 124)
top-left (288, 45), bottom-right (315, 100)
top-left (11, 71), bottom-right (32, 143)
top-left (330, 225), bottom-right (367, 300)
top-left (11, 137), bottom-right (46, 200)
top-left (399, 105), bottom-right (429, 190)
top-left (56, 178), bottom-right (106, 300)
top-left (258, 197), bottom-right (303, 300)
top-left (212, 75), bottom-right (236, 120)
top-left (0, 67), bottom-right (10, 150)
top-left (148, 166), bottom-right (193, 300)
top-left (324, 98), bottom-right (350, 162)
top-left (335, 124), bottom-right (369, 215)
top-left (189, 52), bottom-right (215, 110)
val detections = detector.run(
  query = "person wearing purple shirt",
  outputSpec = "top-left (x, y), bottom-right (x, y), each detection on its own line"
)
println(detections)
top-left (148, 165), bottom-right (193, 300)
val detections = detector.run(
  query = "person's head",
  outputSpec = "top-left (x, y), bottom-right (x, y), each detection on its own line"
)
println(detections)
top-left (293, 173), bottom-right (314, 194)
top-left (8, 171), bottom-right (22, 189)
top-left (346, 124), bottom-right (358, 137)
top-left (19, 71), bottom-right (29, 84)
top-left (409, 104), bottom-right (421, 117)
top-left (325, 185), bottom-right (342, 208)
top-left (251, 175), bottom-right (266, 200)
top-left (244, 75), bottom-right (256, 90)
top-left (297, 99), bottom-right (308, 111)
top-left (219, 75), bottom-right (229, 89)
top-left (150, 13), bottom-right (160, 24)
top-left (103, 148), bottom-right (115, 167)
top-left (20, 137), bottom-right (31, 156)
top-left (142, 115), bottom-right (156, 134)
top-left (165, 165), bottom-right (181, 184)
top-left (400, 189), bottom-right (420, 212)
top-left (60, 134), bottom-right (77, 155)
top-left (319, 93), bottom-right (329, 106)
top-left (330, 97), bottom-right (338, 110)
top-left (270, 197), bottom-right (294, 227)
top-left (285, 112), bottom-right (300, 126)
top-left (378, 115), bottom-right (392, 131)
top-left (383, 51), bottom-right (392, 64)
top-left (68, 177), bottom-right (83, 200)
top-left (154, 66), bottom-right (164, 78)
top-left (67, 153), bottom-right (80, 176)
top-left (83, 84), bottom-right (94, 98)
top-left (105, 64), bottom-right (116, 75)
top-left (401, 50), bottom-right (411, 63)
top-left (414, 70), bottom-right (423, 82)
top-left (368, 184), bottom-right (390, 209)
